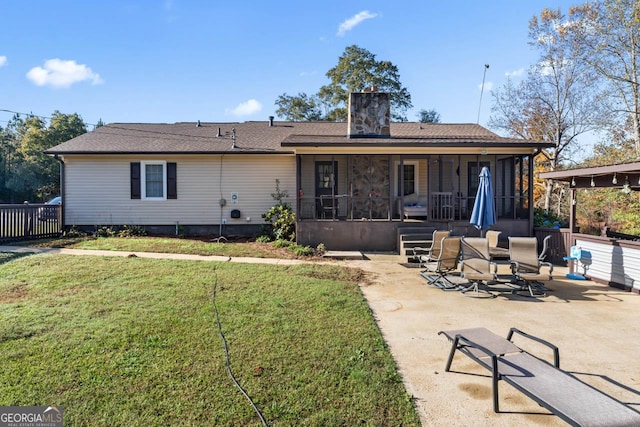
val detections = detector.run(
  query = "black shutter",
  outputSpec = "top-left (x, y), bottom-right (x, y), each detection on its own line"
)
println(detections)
top-left (167, 162), bottom-right (177, 199)
top-left (130, 162), bottom-right (141, 199)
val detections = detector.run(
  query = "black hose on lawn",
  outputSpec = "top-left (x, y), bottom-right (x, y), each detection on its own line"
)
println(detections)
top-left (211, 270), bottom-right (268, 426)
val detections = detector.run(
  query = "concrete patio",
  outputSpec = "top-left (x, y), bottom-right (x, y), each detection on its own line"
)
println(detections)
top-left (348, 255), bottom-right (640, 426)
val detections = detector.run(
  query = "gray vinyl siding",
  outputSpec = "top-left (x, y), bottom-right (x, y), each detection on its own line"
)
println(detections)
top-left (63, 154), bottom-right (295, 226)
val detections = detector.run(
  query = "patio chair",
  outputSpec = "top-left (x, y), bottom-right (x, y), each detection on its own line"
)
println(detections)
top-left (486, 230), bottom-right (509, 261)
top-left (412, 230), bottom-right (451, 268)
top-left (438, 327), bottom-right (640, 425)
top-left (419, 237), bottom-right (461, 290)
top-left (538, 235), bottom-right (551, 262)
top-left (459, 237), bottom-right (497, 298)
top-left (508, 237), bottom-right (553, 297)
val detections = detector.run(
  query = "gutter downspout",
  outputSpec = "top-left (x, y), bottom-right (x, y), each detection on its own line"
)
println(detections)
top-left (53, 154), bottom-right (65, 230)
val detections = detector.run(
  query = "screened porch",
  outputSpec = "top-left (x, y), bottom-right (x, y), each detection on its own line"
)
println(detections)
top-left (295, 153), bottom-right (533, 224)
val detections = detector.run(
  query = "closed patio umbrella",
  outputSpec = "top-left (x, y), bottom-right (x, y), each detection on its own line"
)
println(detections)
top-left (470, 166), bottom-right (496, 237)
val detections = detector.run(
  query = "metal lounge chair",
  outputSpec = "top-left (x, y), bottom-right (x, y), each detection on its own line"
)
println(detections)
top-left (538, 234), bottom-right (551, 262)
top-left (486, 230), bottom-right (509, 261)
top-left (459, 237), bottom-right (497, 298)
top-left (508, 237), bottom-right (553, 297)
top-left (412, 230), bottom-right (451, 268)
top-left (438, 327), bottom-right (640, 426)
top-left (419, 236), bottom-right (461, 290)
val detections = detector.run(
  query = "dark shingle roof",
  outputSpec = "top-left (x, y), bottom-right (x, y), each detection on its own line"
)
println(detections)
top-left (46, 121), bottom-right (551, 155)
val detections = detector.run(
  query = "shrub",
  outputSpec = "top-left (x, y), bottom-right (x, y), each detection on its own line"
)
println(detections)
top-left (272, 239), bottom-right (293, 249)
top-left (262, 179), bottom-right (296, 241)
top-left (256, 235), bottom-right (271, 243)
top-left (291, 244), bottom-right (315, 257)
top-left (533, 208), bottom-right (568, 228)
top-left (63, 226), bottom-right (88, 238)
top-left (94, 226), bottom-right (116, 238)
top-left (316, 243), bottom-right (327, 255)
top-left (117, 225), bottom-right (147, 237)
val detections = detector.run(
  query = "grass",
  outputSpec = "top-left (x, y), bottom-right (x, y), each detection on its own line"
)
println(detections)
top-left (14, 235), bottom-right (318, 259)
top-left (0, 253), bottom-right (420, 426)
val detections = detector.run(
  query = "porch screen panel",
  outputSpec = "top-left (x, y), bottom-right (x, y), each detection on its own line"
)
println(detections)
top-left (496, 158), bottom-right (514, 218)
top-left (350, 155), bottom-right (390, 220)
top-left (517, 156), bottom-right (531, 219)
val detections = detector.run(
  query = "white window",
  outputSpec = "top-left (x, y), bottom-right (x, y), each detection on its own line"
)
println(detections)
top-left (141, 161), bottom-right (167, 200)
top-left (395, 161), bottom-right (419, 197)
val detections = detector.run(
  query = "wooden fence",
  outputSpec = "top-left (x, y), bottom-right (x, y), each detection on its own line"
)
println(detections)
top-left (534, 227), bottom-right (572, 266)
top-left (0, 204), bottom-right (62, 243)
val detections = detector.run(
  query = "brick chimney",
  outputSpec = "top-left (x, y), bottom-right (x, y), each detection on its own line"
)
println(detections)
top-left (347, 87), bottom-right (390, 138)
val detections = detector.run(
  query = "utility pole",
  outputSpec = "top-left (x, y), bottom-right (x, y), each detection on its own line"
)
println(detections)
top-left (477, 64), bottom-right (490, 124)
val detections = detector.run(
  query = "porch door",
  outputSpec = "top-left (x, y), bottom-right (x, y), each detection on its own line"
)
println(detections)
top-left (467, 161), bottom-right (490, 212)
top-left (315, 161), bottom-right (337, 218)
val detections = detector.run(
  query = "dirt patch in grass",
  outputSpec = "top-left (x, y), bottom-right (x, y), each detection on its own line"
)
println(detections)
top-left (16, 235), bottom-right (325, 260)
top-left (0, 283), bottom-right (29, 303)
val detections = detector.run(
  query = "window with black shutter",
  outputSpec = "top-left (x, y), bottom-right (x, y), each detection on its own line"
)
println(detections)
top-left (130, 161), bottom-right (177, 200)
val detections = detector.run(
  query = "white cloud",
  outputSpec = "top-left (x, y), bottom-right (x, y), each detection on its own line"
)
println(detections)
top-left (337, 10), bottom-right (379, 37)
top-left (226, 99), bottom-right (262, 117)
top-left (0, 56), bottom-right (7, 67)
top-left (26, 59), bottom-right (103, 88)
top-left (505, 68), bottom-right (524, 78)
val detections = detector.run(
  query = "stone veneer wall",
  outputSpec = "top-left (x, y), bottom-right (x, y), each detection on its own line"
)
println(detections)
top-left (347, 91), bottom-right (390, 138)
top-left (350, 155), bottom-right (390, 219)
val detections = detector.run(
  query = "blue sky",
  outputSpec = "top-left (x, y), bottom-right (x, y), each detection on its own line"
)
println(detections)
top-left (1, 0), bottom-right (580, 131)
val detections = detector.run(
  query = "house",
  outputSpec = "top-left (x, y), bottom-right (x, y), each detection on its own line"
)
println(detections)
top-left (46, 90), bottom-right (553, 252)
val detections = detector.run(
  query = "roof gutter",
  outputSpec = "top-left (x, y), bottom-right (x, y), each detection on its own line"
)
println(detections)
top-left (43, 150), bottom-right (296, 156)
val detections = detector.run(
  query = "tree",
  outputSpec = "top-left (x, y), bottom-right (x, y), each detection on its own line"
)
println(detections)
top-left (489, 8), bottom-right (608, 211)
top-left (417, 109), bottom-right (441, 123)
top-left (568, 0), bottom-right (640, 157)
top-left (0, 122), bottom-right (19, 202)
top-left (275, 45), bottom-right (412, 122)
top-left (0, 111), bottom-right (87, 202)
top-left (274, 93), bottom-right (322, 121)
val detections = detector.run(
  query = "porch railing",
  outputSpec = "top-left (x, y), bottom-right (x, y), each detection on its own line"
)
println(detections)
top-left (430, 192), bottom-right (454, 221)
top-left (298, 195), bottom-right (391, 220)
top-left (298, 194), bottom-right (528, 222)
top-left (0, 204), bottom-right (62, 243)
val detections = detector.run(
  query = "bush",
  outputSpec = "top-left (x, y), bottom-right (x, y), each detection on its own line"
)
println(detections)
top-left (291, 244), bottom-right (315, 257)
top-left (316, 243), bottom-right (327, 255)
top-left (256, 235), bottom-right (271, 243)
top-left (263, 205), bottom-right (296, 241)
top-left (262, 179), bottom-right (296, 241)
top-left (63, 226), bottom-right (88, 238)
top-left (94, 226), bottom-right (116, 238)
top-left (272, 239), bottom-right (293, 249)
top-left (533, 208), bottom-right (568, 228)
top-left (117, 225), bottom-right (147, 237)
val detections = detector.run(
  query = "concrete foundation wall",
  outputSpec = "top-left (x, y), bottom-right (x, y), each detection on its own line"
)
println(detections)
top-left (298, 219), bottom-right (531, 253)
top-left (297, 221), bottom-right (399, 252)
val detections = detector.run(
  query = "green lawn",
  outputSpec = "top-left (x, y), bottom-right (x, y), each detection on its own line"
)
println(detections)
top-left (0, 252), bottom-right (420, 426)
